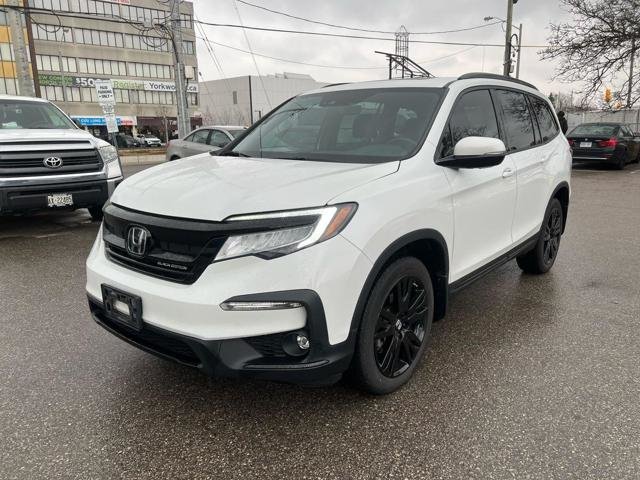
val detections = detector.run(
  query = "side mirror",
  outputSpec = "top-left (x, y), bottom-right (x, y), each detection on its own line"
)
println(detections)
top-left (436, 136), bottom-right (507, 169)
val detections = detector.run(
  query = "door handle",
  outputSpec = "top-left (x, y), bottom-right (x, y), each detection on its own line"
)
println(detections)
top-left (502, 168), bottom-right (515, 178)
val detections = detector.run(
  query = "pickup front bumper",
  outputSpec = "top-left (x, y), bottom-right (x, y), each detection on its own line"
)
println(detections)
top-left (0, 177), bottom-right (121, 214)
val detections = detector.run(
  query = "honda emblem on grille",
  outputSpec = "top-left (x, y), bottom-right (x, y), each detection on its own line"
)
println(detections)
top-left (126, 226), bottom-right (151, 257)
top-left (43, 156), bottom-right (63, 168)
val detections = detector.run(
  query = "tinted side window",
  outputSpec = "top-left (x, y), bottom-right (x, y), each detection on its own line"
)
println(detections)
top-left (495, 90), bottom-right (535, 150)
top-left (530, 96), bottom-right (559, 142)
top-left (440, 89), bottom-right (499, 158)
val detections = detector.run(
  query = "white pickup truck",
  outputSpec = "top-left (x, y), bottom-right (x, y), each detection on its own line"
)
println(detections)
top-left (0, 95), bottom-right (123, 220)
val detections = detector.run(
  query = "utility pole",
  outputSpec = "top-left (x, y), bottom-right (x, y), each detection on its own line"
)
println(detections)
top-left (503, 0), bottom-right (514, 76)
top-left (170, 0), bottom-right (190, 138)
top-left (627, 39), bottom-right (636, 108)
top-left (515, 23), bottom-right (523, 79)
top-left (6, 0), bottom-right (35, 96)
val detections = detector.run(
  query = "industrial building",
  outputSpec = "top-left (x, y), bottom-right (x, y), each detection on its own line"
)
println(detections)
top-left (0, 0), bottom-right (200, 140)
top-left (198, 72), bottom-right (327, 126)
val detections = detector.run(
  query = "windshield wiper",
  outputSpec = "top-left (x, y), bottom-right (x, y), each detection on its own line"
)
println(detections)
top-left (214, 150), bottom-right (250, 157)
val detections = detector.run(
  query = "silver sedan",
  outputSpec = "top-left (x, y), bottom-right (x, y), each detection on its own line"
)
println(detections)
top-left (165, 126), bottom-right (247, 161)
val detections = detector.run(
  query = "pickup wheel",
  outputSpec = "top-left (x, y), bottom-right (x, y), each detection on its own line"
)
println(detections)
top-left (517, 198), bottom-right (563, 274)
top-left (88, 205), bottom-right (104, 222)
top-left (351, 257), bottom-right (434, 395)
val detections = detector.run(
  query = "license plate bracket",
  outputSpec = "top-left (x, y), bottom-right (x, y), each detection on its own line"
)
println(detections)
top-left (101, 285), bottom-right (143, 331)
top-left (47, 193), bottom-right (73, 208)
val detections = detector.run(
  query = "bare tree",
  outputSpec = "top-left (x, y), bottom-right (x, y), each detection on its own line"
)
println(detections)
top-left (542, 0), bottom-right (640, 107)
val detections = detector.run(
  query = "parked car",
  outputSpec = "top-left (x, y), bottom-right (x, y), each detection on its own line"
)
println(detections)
top-left (87, 73), bottom-right (571, 394)
top-left (135, 134), bottom-right (162, 147)
top-left (567, 122), bottom-right (640, 169)
top-left (165, 125), bottom-right (247, 160)
top-left (0, 95), bottom-right (122, 221)
top-left (115, 133), bottom-right (141, 149)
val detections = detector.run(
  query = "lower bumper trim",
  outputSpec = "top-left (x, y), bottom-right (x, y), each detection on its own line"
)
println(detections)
top-left (88, 291), bottom-right (354, 385)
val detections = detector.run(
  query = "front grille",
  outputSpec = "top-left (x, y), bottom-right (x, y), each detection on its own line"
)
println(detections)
top-left (102, 203), bottom-right (228, 284)
top-left (0, 140), bottom-right (102, 176)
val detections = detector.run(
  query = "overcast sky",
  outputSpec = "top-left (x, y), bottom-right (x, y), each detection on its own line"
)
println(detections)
top-left (191, 0), bottom-right (574, 95)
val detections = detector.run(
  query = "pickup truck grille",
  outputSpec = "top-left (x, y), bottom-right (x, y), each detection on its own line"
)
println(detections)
top-left (0, 140), bottom-right (102, 177)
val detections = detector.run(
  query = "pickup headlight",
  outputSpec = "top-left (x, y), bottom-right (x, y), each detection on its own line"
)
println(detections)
top-left (98, 145), bottom-right (122, 179)
top-left (215, 203), bottom-right (357, 261)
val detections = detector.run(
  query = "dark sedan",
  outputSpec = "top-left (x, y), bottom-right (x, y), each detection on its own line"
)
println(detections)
top-left (567, 122), bottom-right (640, 170)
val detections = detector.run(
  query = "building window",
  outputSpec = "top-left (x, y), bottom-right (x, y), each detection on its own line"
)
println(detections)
top-left (232, 91), bottom-right (238, 105)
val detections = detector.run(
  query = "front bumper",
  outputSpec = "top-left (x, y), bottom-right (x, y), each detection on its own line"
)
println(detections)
top-left (0, 177), bottom-right (121, 214)
top-left (88, 291), bottom-right (354, 384)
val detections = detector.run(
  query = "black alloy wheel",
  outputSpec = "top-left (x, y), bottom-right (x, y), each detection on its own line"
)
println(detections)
top-left (517, 197), bottom-right (564, 274)
top-left (374, 276), bottom-right (428, 378)
top-left (542, 205), bottom-right (562, 268)
top-left (351, 257), bottom-right (434, 394)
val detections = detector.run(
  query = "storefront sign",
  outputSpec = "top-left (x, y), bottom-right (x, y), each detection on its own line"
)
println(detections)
top-left (40, 75), bottom-right (199, 94)
top-left (144, 81), bottom-right (199, 93)
top-left (38, 74), bottom-right (73, 87)
top-left (72, 115), bottom-right (136, 127)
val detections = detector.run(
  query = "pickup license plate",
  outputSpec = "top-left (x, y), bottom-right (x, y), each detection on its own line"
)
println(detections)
top-left (579, 142), bottom-right (592, 148)
top-left (101, 285), bottom-right (143, 331)
top-left (47, 193), bottom-right (73, 207)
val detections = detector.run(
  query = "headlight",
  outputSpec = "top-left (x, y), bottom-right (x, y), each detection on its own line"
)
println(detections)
top-left (215, 203), bottom-right (357, 261)
top-left (98, 145), bottom-right (122, 179)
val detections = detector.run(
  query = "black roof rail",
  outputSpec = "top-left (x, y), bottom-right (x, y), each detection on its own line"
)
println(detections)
top-left (456, 73), bottom-right (538, 91)
top-left (322, 82), bottom-right (350, 88)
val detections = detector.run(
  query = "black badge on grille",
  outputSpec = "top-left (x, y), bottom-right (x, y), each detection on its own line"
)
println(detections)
top-left (126, 225), bottom-right (151, 257)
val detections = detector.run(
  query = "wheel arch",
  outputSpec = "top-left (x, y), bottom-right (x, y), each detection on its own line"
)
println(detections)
top-left (551, 181), bottom-right (570, 233)
top-left (348, 229), bottom-right (450, 341)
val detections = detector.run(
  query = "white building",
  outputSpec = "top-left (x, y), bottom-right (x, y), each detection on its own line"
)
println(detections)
top-left (199, 72), bottom-right (327, 126)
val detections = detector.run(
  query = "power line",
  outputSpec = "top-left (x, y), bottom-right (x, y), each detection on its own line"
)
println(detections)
top-left (235, 0), bottom-right (503, 36)
top-left (193, 31), bottom-right (479, 71)
top-left (232, 0), bottom-right (272, 109)
top-left (193, 19), bottom-right (548, 48)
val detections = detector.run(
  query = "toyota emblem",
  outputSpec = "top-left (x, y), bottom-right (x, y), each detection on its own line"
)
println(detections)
top-left (126, 226), bottom-right (151, 257)
top-left (43, 156), bottom-right (63, 168)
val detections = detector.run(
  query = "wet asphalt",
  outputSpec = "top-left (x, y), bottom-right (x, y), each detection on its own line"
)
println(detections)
top-left (1, 162), bottom-right (639, 479)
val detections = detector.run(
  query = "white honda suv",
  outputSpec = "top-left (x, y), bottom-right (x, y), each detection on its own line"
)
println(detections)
top-left (86, 73), bottom-right (571, 394)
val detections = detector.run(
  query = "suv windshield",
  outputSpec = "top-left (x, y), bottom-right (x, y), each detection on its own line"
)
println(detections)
top-left (0, 100), bottom-right (76, 129)
top-left (229, 87), bottom-right (444, 163)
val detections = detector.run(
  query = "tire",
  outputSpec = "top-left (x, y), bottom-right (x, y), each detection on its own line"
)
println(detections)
top-left (88, 205), bottom-right (104, 222)
top-left (351, 257), bottom-right (434, 395)
top-left (170, 155), bottom-right (180, 161)
top-left (614, 151), bottom-right (626, 170)
top-left (516, 198), bottom-right (563, 274)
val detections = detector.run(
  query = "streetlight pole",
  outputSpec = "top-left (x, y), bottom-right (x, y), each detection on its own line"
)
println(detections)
top-left (503, 0), bottom-right (514, 76)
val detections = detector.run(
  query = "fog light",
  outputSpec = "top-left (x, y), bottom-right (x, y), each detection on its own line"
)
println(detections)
top-left (282, 331), bottom-right (310, 357)
top-left (296, 334), bottom-right (310, 350)
top-left (220, 301), bottom-right (303, 311)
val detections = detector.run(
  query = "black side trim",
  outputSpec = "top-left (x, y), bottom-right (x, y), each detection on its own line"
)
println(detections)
top-left (348, 229), bottom-right (450, 340)
top-left (449, 234), bottom-right (538, 294)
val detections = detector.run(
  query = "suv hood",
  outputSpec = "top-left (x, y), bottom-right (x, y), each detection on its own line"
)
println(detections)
top-left (0, 128), bottom-right (108, 146)
top-left (111, 154), bottom-right (398, 221)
